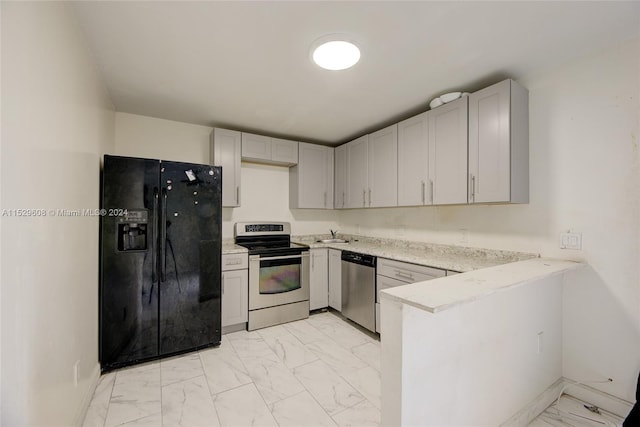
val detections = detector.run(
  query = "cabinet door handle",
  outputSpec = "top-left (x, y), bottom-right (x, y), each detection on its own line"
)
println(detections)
top-left (421, 181), bottom-right (425, 204)
top-left (368, 188), bottom-right (372, 206)
top-left (470, 175), bottom-right (475, 202)
top-left (312, 253), bottom-right (315, 269)
top-left (323, 191), bottom-right (327, 208)
top-left (236, 186), bottom-right (240, 205)
top-left (342, 192), bottom-right (345, 208)
top-left (222, 275), bottom-right (225, 294)
top-left (362, 189), bottom-right (366, 207)
top-left (430, 180), bottom-right (434, 204)
top-left (394, 270), bottom-right (414, 281)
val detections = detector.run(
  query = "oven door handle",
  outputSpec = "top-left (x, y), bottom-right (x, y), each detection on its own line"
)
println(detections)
top-left (257, 254), bottom-right (306, 261)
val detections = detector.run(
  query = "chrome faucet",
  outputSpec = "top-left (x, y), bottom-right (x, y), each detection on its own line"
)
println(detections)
top-left (330, 229), bottom-right (338, 239)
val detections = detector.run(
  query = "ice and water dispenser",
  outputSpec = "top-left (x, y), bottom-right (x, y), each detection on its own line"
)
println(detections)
top-left (116, 210), bottom-right (149, 251)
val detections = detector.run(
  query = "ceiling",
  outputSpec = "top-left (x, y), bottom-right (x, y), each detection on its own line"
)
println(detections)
top-left (72, 1), bottom-right (640, 146)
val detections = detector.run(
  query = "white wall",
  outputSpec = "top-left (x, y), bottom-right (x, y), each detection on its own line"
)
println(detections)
top-left (381, 272), bottom-right (564, 426)
top-left (114, 112), bottom-right (340, 239)
top-left (1, 2), bottom-right (115, 425)
top-left (115, 112), bottom-right (211, 163)
top-left (344, 38), bottom-right (640, 402)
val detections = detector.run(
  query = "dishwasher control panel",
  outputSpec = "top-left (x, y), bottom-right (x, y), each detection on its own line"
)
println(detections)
top-left (341, 250), bottom-right (376, 267)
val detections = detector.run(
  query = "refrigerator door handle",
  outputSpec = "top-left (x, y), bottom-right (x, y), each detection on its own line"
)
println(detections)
top-left (160, 187), bottom-right (168, 282)
top-left (152, 187), bottom-right (159, 283)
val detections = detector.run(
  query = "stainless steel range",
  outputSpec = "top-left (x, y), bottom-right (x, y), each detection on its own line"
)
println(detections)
top-left (234, 222), bottom-right (310, 331)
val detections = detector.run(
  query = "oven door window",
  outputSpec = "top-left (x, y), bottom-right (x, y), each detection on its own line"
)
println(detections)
top-left (259, 257), bottom-right (301, 294)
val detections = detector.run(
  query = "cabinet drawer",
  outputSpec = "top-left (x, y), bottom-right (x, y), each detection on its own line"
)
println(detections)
top-left (377, 258), bottom-right (446, 283)
top-left (377, 274), bottom-right (406, 302)
top-left (222, 253), bottom-right (248, 271)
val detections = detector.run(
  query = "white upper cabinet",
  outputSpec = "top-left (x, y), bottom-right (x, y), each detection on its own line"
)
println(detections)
top-left (428, 96), bottom-right (469, 205)
top-left (468, 79), bottom-right (529, 204)
top-left (241, 132), bottom-right (298, 166)
top-left (210, 128), bottom-right (242, 207)
top-left (290, 142), bottom-right (334, 209)
top-left (368, 124), bottom-right (398, 207)
top-left (271, 137), bottom-right (299, 165)
top-left (334, 144), bottom-right (347, 209)
top-left (397, 112), bottom-right (430, 206)
top-left (242, 133), bottom-right (271, 160)
top-left (346, 135), bottom-right (369, 208)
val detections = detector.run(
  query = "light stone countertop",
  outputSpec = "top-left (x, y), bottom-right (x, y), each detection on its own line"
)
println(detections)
top-left (380, 258), bottom-right (583, 313)
top-left (292, 234), bottom-right (537, 273)
top-left (222, 239), bottom-right (248, 255)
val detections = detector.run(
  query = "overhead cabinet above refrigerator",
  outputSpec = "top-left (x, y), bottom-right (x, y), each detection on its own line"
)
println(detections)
top-left (100, 155), bottom-right (222, 371)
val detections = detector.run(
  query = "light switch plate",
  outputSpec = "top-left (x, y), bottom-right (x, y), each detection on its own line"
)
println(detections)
top-left (560, 232), bottom-right (582, 250)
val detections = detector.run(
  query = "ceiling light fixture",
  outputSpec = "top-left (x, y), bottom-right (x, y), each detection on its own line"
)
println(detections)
top-left (311, 35), bottom-right (361, 71)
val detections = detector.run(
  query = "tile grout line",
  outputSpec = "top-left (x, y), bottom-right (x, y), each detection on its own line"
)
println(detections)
top-left (196, 348), bottom-right (224, 427)
top-left (224, 334), bottom-right (284, 426)
top-left (101, 371), bottom-right (117, 427)
top-left (289, 315), bottom-right (375, 424)
top-left (159, 361), bottom-right (164, 427)
top-left (340, 366), bottom-right (380, 412)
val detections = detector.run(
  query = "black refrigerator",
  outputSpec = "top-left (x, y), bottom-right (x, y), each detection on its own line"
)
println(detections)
top-left (100, 155), bottom-right (222, 372)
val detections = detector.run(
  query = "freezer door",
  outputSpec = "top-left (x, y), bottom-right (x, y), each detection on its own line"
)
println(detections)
top-left (100, 155), bottom-right (160, 370)
top-left (159, 161), bottom-right (222, 356)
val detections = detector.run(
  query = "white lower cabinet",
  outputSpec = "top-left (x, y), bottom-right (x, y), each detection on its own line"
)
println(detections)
top-left (221, 253), bottom-right (248, 329)
top-left (328, 249), bottom-right (342, 311)
top-left (309, 248), bottom-right (329, 310)
top-left (376, 258), bottom-right (446, 333)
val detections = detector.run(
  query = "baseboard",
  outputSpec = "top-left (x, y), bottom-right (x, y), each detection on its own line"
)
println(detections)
top-left (73, 362), bottom-right (101, 427)
top-left (222, 323), bottom-right (247, 335)
top-left (563, 379), bottom-right (633, 419)
top-left (501, 377), bottom-right (634, 426)
top-left (501, 378), bottom-right (565, 427)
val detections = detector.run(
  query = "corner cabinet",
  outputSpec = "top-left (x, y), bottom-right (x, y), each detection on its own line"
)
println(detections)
top-left (309, 248), bottom-right (329, 310)
top-left (428, 96), bottom-right (469, 205)
top-left (290, 143), bottom-right (334, 209)
top-left (344, 126), bottom-right (398, 209)
top-left (334, 144), bottom-right (347, 209)
top-left (345, 135), bottom-right (369, 208)
top-left (210, 128), bottom-right (242, 207)
top-left (468, 79), bottom-right (529, 204)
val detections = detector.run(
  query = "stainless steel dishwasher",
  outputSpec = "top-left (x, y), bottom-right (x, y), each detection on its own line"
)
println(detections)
top-left (341, 250), bottom-right (376, 332)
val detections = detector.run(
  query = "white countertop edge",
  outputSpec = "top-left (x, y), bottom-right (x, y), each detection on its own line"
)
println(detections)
top-left (294, 239), bottom-right (536, 272)
top-left (222, 239), bottom-right (248, 254)
top-left (380, 258), bottom-right (585, 314)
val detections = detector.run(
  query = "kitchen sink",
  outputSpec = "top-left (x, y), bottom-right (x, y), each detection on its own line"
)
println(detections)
top-left (317, 239), bottom-right (349, 243)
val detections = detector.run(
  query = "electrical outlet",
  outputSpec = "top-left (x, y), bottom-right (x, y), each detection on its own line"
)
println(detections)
top-left (73, 360), bottom-right (80, 387)
top-left (560, 232), bottom-right (582, 250)
top-left (537, 331), bottom-right (544, 354)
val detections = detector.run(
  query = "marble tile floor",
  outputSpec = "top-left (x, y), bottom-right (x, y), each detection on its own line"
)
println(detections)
top-left (529, 395), bottom-right (624, 427)
top-left (83, 311), bottom-right (381, 427)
